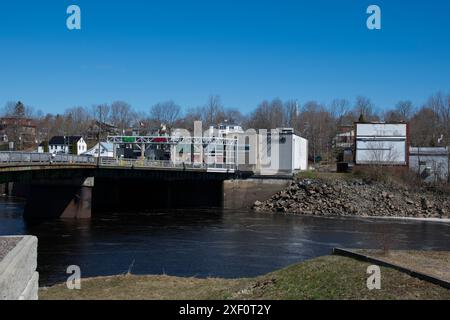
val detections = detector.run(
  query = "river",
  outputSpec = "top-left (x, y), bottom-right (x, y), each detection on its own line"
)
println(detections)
top-left (1, 198), bottom-right (449, 286)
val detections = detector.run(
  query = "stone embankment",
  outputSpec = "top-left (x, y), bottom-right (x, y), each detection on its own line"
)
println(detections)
top-left (253, 177), bottom-right (450, 219)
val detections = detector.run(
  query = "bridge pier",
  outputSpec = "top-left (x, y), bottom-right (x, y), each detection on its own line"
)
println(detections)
top-left (23, 177), bottom-right (94, 220)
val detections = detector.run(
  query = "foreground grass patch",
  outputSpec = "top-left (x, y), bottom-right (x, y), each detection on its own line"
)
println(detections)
top-left (39, 255), bottom-right (450, 300)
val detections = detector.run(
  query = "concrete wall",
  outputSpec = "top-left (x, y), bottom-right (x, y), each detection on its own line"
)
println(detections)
top-left (223, 178), bottom-right (291, 209)
top-left (0, 236), bottom-right (38, 300)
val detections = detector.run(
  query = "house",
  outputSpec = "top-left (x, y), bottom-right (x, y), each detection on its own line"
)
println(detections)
top-left (354, 122), bottom-right (409, 166)
top-left (85, 121), bottom-right (119, 144)
top-left (82, 142), bottom-right (114, 158)
top-left (409, 147), bottom-right (449, 183)
top-left (333, 125), bottom-right (355, 149)
top-left (0, 117), bottom-right (37, 150)
top-left (48, 136), bottom-right (87, 155)
top-left (37, 141), bottom-right (48, 153)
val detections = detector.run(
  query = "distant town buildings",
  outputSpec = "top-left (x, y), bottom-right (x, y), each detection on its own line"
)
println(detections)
top-left (46, 136), bottom-right (87, 155)
top-left (82, 142), bottom-right (114, 158)
top-left (0, 117), bottom-right (37, 150)
top-left (208, 123), bottom-right (244, 137)
top-left (166, 125), bottom-right (309, 176)
top-left (333, 125), bottom-right (355, 150)
top-left (85, 121), bottom-right (119, 144)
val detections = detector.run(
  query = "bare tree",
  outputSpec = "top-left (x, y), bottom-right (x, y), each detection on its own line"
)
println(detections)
top-left (1, 101), bottom-right (17, 116)
top-left (111, 101), bottom-right (135, 131)
top-left (222, 108), bottom-right (245, 126)
top-left (410, 107), bottom-right (440, 146)
top-left (283, 100), bottom-right (298, 128)
top-left (150, 100), bottom-right (181, 127)
top-left (64, 106), bottom-right (91, 135)
top-left (201, 95), bottom-right (225, 127)
top-left (298, 101), bottom-right (335, 163)
top-left (246, 98), bottom-right (285, 129)
top-left (427, 92), bottom-right (450, 146)
top-left (92, 103), bottom-right (111, 124)
top-left (354, 96), bottom-right (377, 122)
top-left (395, 100), bottom-right (413, 121)
top-left (330, 98), bottom-right (351, 126)
top-left (173, 106), bottom-right (210, 130)
top-left (1, 101), bottom-right (33, 118)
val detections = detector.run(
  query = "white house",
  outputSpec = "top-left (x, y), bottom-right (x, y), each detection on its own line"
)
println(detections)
top-left (82, 142), bottom-right (114, 158)
top-left (48, 136), bottom-right (87, 155)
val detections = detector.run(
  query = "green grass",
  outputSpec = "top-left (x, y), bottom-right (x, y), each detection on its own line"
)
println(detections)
top-left (39, 255), bottom-right (450, 300)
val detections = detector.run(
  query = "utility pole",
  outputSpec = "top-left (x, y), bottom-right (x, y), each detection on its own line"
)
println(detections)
top-left (97, 128), bottom-right (101, 167)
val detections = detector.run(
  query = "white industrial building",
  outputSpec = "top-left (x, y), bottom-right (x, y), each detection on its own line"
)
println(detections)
top-left (409, 147), bottom-right (449, 183)
top-left (231, 128), bottom-right (308, 176)
top-left (355, 122), bottom-right (409, 166)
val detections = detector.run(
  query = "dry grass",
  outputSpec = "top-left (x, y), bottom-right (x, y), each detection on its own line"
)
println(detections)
top-left (356, 250), bottom-right (450, 283)
top-left (39, 255), bottom-right (450, 300)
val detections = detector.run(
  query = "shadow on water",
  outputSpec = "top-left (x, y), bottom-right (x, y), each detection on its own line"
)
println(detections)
top-left (1, 197), bottom-right (450, 286)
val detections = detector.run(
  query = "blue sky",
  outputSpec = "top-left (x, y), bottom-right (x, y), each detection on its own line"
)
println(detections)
top-left (0, 0), bottom-right (449, 115)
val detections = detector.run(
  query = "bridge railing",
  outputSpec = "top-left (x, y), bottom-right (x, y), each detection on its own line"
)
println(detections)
top-left (0, 152), bottom-right (96, 165)
top-left (99, 158), bottom-right (236, 172)
top-left (0, 152), bottom-right (236, 172)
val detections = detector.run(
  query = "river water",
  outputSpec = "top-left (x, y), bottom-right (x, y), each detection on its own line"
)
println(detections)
top-left (1, 198), bottom-right (449, 286)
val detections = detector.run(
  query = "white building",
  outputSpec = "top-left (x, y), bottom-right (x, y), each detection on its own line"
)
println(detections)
top-left (251, 128), bottom-right (308, 176)
top-left (409, 147), bottom-right (449, 183)
top-left (355, 122), bottom-right (408, 166)
top-left (37, 141), bottom-right (46, 153)
top-left (47, 136), bottom-right (87, 155)
top-left (82, 142), bottom-right (114, 158)
top-left (226, 128), bottom-right (308, 176)
top-left (208, 123), bottom-right (244, 137)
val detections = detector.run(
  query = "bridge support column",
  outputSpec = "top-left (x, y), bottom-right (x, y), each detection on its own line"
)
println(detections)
top-left (23, 177), bottom-right (94, 220)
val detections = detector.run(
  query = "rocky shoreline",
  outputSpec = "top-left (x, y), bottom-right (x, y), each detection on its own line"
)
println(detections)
top-left (252, 177), bottom-right (450, 219)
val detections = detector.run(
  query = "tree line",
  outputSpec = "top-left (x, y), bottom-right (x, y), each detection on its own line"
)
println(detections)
top-left (2, 92), bottom-right (449, 160)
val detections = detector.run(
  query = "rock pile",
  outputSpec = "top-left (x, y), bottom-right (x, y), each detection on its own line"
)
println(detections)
top-left (253, 178), bottom-right (450, 219)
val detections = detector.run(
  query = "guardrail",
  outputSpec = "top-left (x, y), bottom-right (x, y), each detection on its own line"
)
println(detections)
top-left (0, 152), bottom-right (236, 172)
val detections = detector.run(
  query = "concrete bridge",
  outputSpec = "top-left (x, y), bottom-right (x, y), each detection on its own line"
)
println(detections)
top-left (0, 152), bottom-right (249, 220)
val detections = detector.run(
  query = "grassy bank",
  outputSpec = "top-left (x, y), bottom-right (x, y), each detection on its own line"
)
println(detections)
top-left (39, 255), bottom-right (450, 300)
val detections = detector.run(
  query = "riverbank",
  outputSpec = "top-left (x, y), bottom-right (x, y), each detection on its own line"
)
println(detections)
top-left (39, 254), bottom-right (450, 300)
top-left (253, 172), bottom-right (450, 219)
